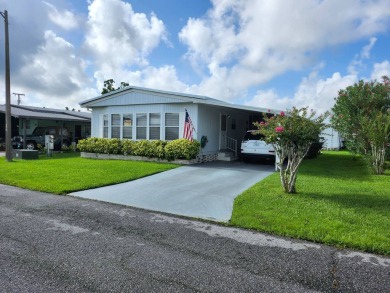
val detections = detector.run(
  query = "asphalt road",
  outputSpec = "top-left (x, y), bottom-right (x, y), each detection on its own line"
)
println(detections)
top-left (1, 184), bottom-right (389, 292)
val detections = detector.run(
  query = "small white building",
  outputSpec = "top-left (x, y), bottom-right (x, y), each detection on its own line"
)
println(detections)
top-left (321, 127), bottom-right (343, 150)
top-left (80, 86), bottom-right (281, 162)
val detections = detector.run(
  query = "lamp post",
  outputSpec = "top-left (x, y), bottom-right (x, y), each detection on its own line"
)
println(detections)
top-left (1, 10), bottom-right (12, 161)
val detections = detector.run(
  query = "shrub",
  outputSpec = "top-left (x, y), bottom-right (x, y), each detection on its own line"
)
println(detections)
top-left (78, 137), bottom-right (200, 161)
top-left (149, 140), bottom-right (167, 159)
top-left (122, 139), bottom-right (136, 155)
top-left (132, 140), bottom-right (152, 157)
top-left (165, 139), bottom-right (200, 160)
top-left (61, 144), bottom-right (74, 152)
top-left (77, 138), bottom-right (122, 154)
top-left (305, 137), bottom-right (325, 159)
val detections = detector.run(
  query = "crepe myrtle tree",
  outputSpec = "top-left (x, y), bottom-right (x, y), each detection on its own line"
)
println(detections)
top-left (331, 76), bottom-right (390, 174)
top-left (254, 107), bottom-right (329, 194)
top-left (331, 76), bottom-right (390, 156)
top-left (360, 110), bottom-right (390, 175)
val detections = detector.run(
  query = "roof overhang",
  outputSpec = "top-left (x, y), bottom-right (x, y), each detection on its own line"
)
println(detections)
top-left (0, 104), bottom-right (91, 122)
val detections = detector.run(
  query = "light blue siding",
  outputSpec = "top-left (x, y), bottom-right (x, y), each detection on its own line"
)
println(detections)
top-left (87, 91), bottom-right (189, 107)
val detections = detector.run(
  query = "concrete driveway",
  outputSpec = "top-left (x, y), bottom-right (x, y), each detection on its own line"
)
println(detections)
top-left (70, 161), bottom-right (274, 222)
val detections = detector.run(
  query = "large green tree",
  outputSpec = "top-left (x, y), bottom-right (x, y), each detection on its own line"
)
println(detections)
top-left (255, 107), bottom-right (329, 193)
top-left (331, 76), bottom-right (390, 174)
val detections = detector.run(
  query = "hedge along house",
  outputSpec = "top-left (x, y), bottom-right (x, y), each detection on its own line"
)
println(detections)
top-left (79, 86), bottom-right (281, 162)
top-left (0, 104), bottom-right (91, 148)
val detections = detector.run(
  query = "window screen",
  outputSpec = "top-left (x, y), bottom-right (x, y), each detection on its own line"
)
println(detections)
top-left (103, 114), bottom-right (108, 138)
top-left (165, 113), bottom-right (179, 140)
top-left (111, 114), bottom-right (120, 138)
top-left (123, 114), bottom-right (133, 139)
top-left (149, 113), bottom-right (160, 140)
top-left (136, 113), bottom-right (147, 139)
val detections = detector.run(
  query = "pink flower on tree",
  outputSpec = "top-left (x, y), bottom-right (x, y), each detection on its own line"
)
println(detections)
top-left (280, 111), bottom-right (285, 116)
top-left (275, 126), bottom-right (284, 133)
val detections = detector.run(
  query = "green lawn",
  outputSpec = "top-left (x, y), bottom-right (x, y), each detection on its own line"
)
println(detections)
top-left (231, 151), bottom-right (390, 255)
top-left (0, 152), bottom-right (177, 194)
top-left (1, 151), bottom-right (389, 255)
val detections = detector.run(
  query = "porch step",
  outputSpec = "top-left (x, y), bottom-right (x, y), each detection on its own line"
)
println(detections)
top-left (217, 150), bottom-right (238, 161)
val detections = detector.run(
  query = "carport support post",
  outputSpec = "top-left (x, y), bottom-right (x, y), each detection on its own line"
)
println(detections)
top-left (60, 122), bottom-right (64, 149)
top-left (22, 118), bottom-right (27, 149)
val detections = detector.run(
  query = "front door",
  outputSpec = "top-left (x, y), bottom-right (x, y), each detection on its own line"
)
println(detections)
top-left (219, 114), bottom-right (227, 150)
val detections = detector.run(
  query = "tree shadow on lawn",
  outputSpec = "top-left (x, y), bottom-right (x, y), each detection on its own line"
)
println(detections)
top-left (298, 157), bottom-right (373, 181)
top-left (300, 191), bottom-right (390, 215)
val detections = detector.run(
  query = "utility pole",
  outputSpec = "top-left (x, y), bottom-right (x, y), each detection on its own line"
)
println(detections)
top-left (13, 92), bottom-right (24, 105)
top-left (1, 10), bottom-right (12, 162)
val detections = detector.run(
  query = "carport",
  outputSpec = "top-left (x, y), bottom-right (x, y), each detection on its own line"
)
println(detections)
top-left (70, 161), bottom-right (275, 222)
top-left (0, 104), bottom-right (91, 149)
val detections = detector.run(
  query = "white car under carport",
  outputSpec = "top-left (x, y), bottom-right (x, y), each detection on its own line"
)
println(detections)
top-left (240, 130), bottom-right (276, 162)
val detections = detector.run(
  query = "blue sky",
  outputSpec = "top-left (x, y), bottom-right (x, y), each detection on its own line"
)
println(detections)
top-left (0, 0), bottom-right (389, 113)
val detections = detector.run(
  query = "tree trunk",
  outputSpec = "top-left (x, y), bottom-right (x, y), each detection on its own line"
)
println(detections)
top-left (370, 144), bottom-right (385, 175)
top-left (276, 143), bottom-right (311, 194)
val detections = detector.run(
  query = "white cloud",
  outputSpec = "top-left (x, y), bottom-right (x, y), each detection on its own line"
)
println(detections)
top-left (348, 37), bottom-right (377, 75)
top-left (93, 65), bottom-right (189, 95)
top-left (85, 0), bottom-right (167, 77)
top-left (179, 0), bottom-right (390, 102)
top-left (244, 89), bottom-right (291, 112)
top-left (44, 1), bottom-right (79, 30)
top-left (370, 61), bottom-right (390, 81)
top-left (15, 30), bottom-right (96, 109)
top-left (245, 71), bottom-right (358, 114)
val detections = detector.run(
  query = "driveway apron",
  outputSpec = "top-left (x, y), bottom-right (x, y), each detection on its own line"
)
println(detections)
top-left (70, 161), bottom-right (274, 222)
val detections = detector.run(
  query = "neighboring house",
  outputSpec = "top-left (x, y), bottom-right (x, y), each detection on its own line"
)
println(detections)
top-left (0, 104), bottom-right (91, 148)
top-left (79, 86), bottom-right (282, 161)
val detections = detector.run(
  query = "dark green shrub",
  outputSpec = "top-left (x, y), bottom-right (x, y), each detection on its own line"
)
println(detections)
top-left (165, 139), bottom-right (200, 160)
top-left (306, 137), bottom-right (325, 159)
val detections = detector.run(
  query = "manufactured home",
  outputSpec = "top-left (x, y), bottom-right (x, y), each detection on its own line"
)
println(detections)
top-left (79, 86), bottom-right (282, 162)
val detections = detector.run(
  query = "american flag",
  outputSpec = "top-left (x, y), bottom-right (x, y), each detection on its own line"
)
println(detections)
top-left (183, 110), bottom-right (194, 141)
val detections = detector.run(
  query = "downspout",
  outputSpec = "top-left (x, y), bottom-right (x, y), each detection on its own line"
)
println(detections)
top-left (60, 122), bottom-right (64, 149)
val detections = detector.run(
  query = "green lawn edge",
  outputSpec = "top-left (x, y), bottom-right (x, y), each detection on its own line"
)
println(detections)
top-left (230, 151), bottom-right (390, 255)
